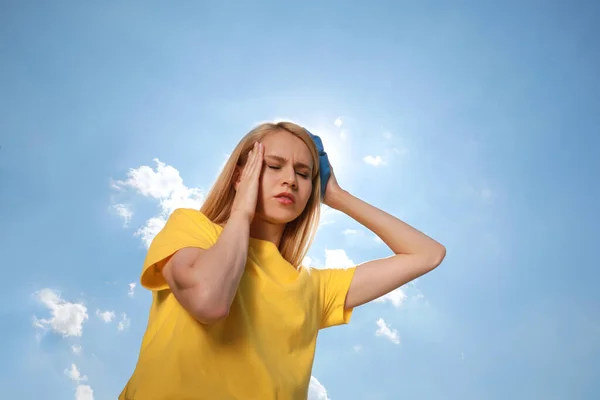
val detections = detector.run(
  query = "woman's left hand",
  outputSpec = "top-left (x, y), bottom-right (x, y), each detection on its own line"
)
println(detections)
top-left (323, 167), bottom-right (346, 208)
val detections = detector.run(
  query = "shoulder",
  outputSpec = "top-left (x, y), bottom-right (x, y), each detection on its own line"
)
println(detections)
top-left (140, 208), bottom-right (219, 290)
top-left (150, 208), bottom-right (221, 249)
top-left (305, 265), bottom-right (357, 289)
top-left (168, 208), bottom-right (212, 224)
top-left (165, 208), bottom-right (219, 232)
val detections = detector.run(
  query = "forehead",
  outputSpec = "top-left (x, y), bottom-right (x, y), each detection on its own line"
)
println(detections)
top-left (261, 130), bottom-right (313, 167)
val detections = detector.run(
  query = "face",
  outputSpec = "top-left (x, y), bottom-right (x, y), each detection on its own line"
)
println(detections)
top-left (254, 130), bottom-right (314, 224)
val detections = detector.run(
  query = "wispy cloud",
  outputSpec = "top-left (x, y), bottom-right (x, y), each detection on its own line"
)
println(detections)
top-left (96, 310), bottom-right (116, 323)
top-left (374, 288), bottom-right (407, 309)
top-left (341, 227), bottom-right (385, 251)
top-left (127, 282), bottom-right (136, 298)
top-left (111, 204), bottom-right (133, 227)
top-left (64, 364), bottom-right (87, 382)
top-left (117, 313), bottom-right (131, 332)
top-left (363, 146), bottom-right (408, 168)
top-left (363, 155), bottom-right (386, 167)
top-left (318, 205), bottom-right (342, 230)
top-left (375, 318), bottom-right (400, 344)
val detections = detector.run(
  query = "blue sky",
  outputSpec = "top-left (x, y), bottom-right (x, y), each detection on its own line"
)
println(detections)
top-left (2, 1), bottom-right (599, 399)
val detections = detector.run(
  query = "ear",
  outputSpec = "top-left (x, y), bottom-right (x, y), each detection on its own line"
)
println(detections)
top-left (232, 166), bottom-right (242, 191)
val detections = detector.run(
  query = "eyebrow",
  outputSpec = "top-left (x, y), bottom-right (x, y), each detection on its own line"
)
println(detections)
top-left (265, 155), bottom-right (312, 171)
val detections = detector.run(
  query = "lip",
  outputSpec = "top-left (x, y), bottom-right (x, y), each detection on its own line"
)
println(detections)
top-left (274, 192), bottom-right (296, 203)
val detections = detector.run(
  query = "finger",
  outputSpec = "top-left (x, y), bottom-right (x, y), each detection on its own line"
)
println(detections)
top-left (251, 143), bottom-right (264, 175)
top-left (243, 145), bottom-right (257, 177)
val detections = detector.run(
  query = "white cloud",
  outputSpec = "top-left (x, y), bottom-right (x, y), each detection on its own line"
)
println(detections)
top-left (383, 131), bottom-right (392, 139)
top-left (308, 376), bottom-right (331, 400)
top-left (363, 155), bottom-right (386, 167)
top-left (32, 289), bottom-right (88, 338)
top-left (375, 318), bottom-right (400, 344)
top-left (304, 248), bottom-right (353, 271)
top-left (325, 249), bottom-right (354, 269)
top-left (96, 310), bottom-right (115, 323)
top-left (117, 313), bottom-right (131, 332)
top-left (112, 158), bottom-right (204, 247)
top-left (374, 288), bottom-right (407, 309)
top-left (343, 229), bottom-right (357, 235)
top-left (65, 365), bottom-right (95, 400)
top-left (334, 117), bottom-right (343, 127)
top-left (318, 205), bottom-right (342, 230)
top-left (64, 364), bottom-right (87, 382)
top-left (362, 145), bottom-right (408, 168)
top-left (72, 345), bottom-right (82, 355)
top-left (302, 255), bottom-right (326, 270)
top-left (75, 385), bottom-right (94, 400)
top-left (134, 215), bottom-right (169, 248)
top-left (128, 282), bottom-right (136, 298)
top-left (112, 204), bottom-right (132, 227)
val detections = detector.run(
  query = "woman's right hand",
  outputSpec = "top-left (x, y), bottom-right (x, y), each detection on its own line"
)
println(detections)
top-left (230, 141), bottom-right (264, 224)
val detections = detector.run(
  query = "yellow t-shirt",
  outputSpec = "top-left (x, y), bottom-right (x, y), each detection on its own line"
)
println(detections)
top-left (119, 208), bottom-right (357, 400)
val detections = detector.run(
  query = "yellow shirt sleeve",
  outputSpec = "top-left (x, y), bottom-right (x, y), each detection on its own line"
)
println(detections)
top-left (311, 266), bottom-right (357, 329)
top-left (140, 208), bottom-right (219, 291)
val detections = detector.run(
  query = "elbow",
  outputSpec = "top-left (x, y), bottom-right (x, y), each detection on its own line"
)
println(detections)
top-left (431, 244), bottom-right (446, 269)
top-left (191, 302), bottom-right (230, 324)
top-left (418, 244), bottom-right (446, 272)
top-left (189, 292), bottom-right (231, 324)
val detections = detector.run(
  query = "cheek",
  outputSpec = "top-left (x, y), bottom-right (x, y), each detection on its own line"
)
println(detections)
top-left (300, 180), bottom-right (313, 203)
top-left (258, 173), bottom-right (274, 198)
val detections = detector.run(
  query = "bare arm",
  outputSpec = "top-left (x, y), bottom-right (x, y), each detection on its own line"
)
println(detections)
top-left (163, 141), bottom-right (264, 324)
top-left (324, 172), bottom-right (446, 309)
top-left (162, 211), bottom-right (250, 323)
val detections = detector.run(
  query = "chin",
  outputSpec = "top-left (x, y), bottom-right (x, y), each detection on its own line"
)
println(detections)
top-left (257, 203), bottom-right (303, 225)
top-left (258, 210), bottom-right (300, 225)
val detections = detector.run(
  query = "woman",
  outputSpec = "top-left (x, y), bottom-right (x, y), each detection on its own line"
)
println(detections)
top-left (119, 121), bottom-right (446, 400)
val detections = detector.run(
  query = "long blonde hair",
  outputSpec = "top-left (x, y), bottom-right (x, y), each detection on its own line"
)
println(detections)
top-left (200, 121), bottom-right (322, 268)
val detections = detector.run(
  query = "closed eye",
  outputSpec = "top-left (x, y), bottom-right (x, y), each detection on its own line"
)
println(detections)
top-left (268, 165), bottom-right (309, 178)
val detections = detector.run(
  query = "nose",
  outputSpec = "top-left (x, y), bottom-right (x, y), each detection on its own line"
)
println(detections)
top-left (282, 166), bottom-right (297, 189)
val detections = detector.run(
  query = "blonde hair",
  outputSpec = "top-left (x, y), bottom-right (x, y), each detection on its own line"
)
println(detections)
top-left (200, 121), bottom-right (321, 268)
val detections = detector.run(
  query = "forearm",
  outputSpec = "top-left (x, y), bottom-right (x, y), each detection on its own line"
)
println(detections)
top-left (189, 211), bottom-right (250, 314)
top-left (328, 189), bottom-right (444, 256)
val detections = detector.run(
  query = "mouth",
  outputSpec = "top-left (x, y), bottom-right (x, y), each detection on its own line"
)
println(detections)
top-left (274, 192), bottom-right (296, 205)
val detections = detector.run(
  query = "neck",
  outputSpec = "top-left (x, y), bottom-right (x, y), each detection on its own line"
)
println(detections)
top-left (249, 218), bottom-right (286, 248)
